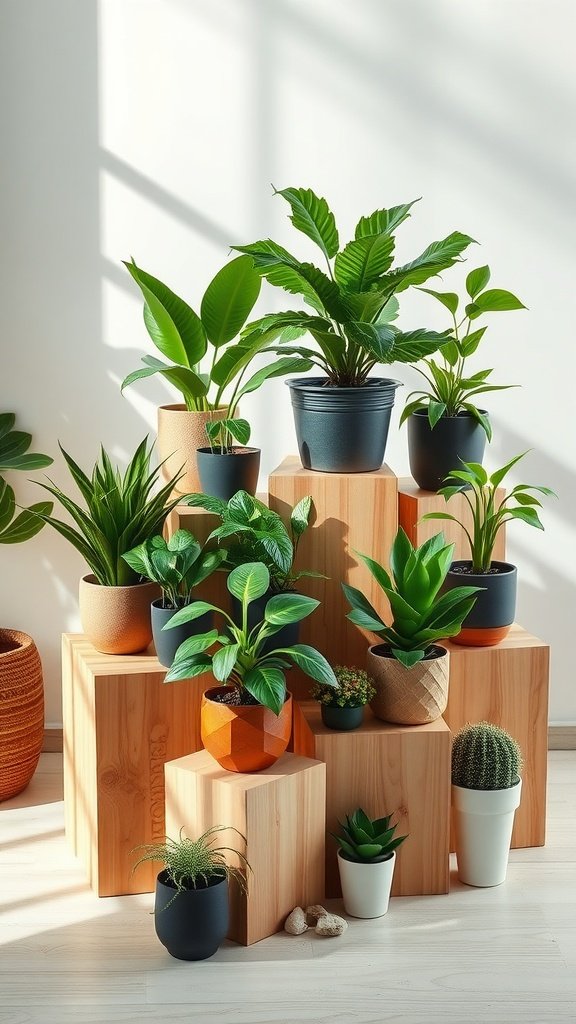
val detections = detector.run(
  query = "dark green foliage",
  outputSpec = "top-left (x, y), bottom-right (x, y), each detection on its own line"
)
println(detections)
top-left (0, 412), bottom-right (53, 544)
top-left (332, 808), bottom-right (408, 863)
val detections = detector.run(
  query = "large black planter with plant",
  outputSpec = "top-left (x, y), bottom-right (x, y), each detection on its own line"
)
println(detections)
top-left (407, 410), bottom-right (488, 492)
top-left (443, 560), bottom-right (517, 646)
top-left (287, 377), bottom-right (401, 473)
top-left (154, 870), bottom-right (229, 961)
top-left (151, 601), bottom-right (213, 669)
top-left (196, 447), bottom-right (261, 500)
top-left (231, 590), bottom-right (300, 654)
top-left (321, 704), bottom-right (364, 731)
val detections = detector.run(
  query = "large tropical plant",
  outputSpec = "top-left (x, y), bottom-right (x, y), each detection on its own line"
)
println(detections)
top-left (0, 413), bottom-right (53, 544)
top-left (233, 187), bottom-right (476, 387)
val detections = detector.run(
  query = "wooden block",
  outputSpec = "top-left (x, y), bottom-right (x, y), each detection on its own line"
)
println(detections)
top-left (293, 702), bottom-right (451, 897)
top-left (61, 634), bottom-right (207, 897)
top-left (398, 478), bottom-right (506, 561)
top-left (268, 456), bottom-right (398, 697)
top-left (444, 624), bottom-right (550, 849)
top-left (165, 750), bottom-right (326, 945)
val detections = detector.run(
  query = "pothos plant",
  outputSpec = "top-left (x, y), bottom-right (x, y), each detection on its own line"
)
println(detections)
top-left (400, 265), bottom-right (526, 438)
top-left (233, 187), bottom-right (476, 386)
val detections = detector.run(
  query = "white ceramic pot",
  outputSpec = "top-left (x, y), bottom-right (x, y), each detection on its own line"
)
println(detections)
top-left (452, 779), bottom-right (522, 887)
top-left (337, 849), bottom-right (396, 918)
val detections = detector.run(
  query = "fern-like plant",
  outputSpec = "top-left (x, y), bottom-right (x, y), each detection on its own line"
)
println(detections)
top-left (132, 826), bottom-right (251, 905)
top-left (451, 722), bottom-right (522, 791)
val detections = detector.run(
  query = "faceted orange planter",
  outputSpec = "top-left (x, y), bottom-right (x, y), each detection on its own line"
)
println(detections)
top-left (201, 687), bottom-right (293, 772)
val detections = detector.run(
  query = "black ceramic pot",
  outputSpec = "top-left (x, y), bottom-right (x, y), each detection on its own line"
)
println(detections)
top-left (196, 447), bottom-right (260, 500)
top-left (407, 409), bottom-right (488, 492)
top-left (286, 377), bottom-right (401, 473)
top-left (230, 589), bottom-right (300, 655)
top-left (154, 870), bottom-right (229, 961)
top-left (151, 600), bottom-right (214, 669)
top-left (320, 704), bottom-right (365, 730)
top-left (443, 560), bottom-right (517, 646)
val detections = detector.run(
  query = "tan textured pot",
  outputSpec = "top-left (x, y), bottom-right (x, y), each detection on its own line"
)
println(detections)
top-left (0, 629), bottom-right (44, 802)
top-left (157, 405), bottom-right (230, 496)
top-left (79, 575), bottom-right (160, 655)
top-left (367, 643), bottom-right (450, 725)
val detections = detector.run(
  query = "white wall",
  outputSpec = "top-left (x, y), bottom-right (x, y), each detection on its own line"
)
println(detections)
top-left (1, 0), bottom-right (575, 723)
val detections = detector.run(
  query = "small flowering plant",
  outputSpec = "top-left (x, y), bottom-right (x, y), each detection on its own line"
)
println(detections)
top-left (310, 665), bottom-right (376, 709)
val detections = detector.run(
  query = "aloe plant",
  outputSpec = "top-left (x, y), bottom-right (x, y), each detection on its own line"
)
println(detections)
top-left (233, 187), bottom-right (475, 387)
top-left (332, 808), bottom-right (408, 863)
top-left (0, 413), bottom-right (53, 544)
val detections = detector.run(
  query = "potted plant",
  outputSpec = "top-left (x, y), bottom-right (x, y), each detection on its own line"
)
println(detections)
top-left (343, 528), bottom-right (480, 725)
top-left (163, 561), bottom-right (337, 771)
top-left (310, 665), bottom-right (376, 731)
top-left (423, 453), bottom-right (556, 645)
top-left (123, 256), bottom-right (312, 495)
top-left (0, 412), bottom-right (53, 801)
top-left (34, 438), bottom-right (182, 654)
top-left (234, 187), bottom-right (474, 472)
top-left (451, 721), bottom-right (523, 887)
top-left (400, 266), bottom-right (525, 490)
top-left (132, 826), bottom-right (250, 960)
top-left (197, 415), bottom-right (261, 500)
top-left (332, 808), bottom-right (408, 918)
top-left (122, 530), bottom-right (227, 668)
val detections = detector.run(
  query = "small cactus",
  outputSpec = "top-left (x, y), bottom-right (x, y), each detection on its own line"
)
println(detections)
top-left (451, 721), bottom-right (522, 791)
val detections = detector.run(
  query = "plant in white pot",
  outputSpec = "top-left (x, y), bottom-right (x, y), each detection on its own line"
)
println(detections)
top-left (451, 721), bottom-right (523, 887)
top-left (332, 807), bottom-right (408, 918)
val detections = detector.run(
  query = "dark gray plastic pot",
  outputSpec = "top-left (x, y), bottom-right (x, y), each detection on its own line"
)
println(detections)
top-left (287, 377), bottom-right (401, 473)
top-left (320, 704), bottom-right (365, 730)
top-left (154, 870), bottom-right (229, 961)
top-left (407, 409), bottom-right (488, 492)
top-left (443, 560), bottom-right (517, 646)
top-left (230, 590), bottom-right (300, 655)
top-left (151, 600), bottom-right (213, 669)
top-left (196, 447), bottom-right (260, 500)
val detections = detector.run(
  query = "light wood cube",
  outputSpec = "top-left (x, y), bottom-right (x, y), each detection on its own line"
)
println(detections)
top-left (398, 478), bottom-right (506, 561)
top-left (165, 750), bottom-right (326, 945)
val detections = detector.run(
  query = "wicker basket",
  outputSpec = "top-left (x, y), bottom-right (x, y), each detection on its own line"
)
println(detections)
top-left (0, 629), bottom-right (44, 801)
top-left (367, 643), bottom-right (450, 725)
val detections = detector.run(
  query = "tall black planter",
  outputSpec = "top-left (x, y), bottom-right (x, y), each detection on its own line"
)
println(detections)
top-left (154, 870), bottom-right (229, 961)
top-left (151, 600), bottom-right (214, 669)
top-left (287, 377), bottom-right (401, 473)
top-left (443, 560), bottom-right (517, 646)
top-left (230, 590), bottom-right (300, 654)
top-left (407, 409), bottom-right (488, 492)
top-left (196, 447), bottom-right (260, 501)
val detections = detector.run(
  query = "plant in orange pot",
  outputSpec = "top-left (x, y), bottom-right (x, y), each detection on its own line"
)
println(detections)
top-left (164, 561), bottom-right (337, 772)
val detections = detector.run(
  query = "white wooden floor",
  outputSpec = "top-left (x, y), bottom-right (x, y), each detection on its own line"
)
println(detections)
top-left (0, 752), bottom-right (575, 1024)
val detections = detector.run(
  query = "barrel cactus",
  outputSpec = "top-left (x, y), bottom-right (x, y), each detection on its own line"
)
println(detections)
top-left (451, 721), bottom-right (522, 791)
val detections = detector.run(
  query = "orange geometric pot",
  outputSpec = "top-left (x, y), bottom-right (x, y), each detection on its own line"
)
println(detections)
top-left (79, 574), bottom-right (160, 655)
top-left (200, 687), bottom-right (293, 773)
top-left (0, 629), bottom-right (44, 802)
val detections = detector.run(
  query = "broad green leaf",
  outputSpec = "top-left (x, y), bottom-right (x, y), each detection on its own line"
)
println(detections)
top-left (461, 403), bottom-right (492, 440)
top-left (468, 288), bottom-right (526, 318)
top-left (387, 232), bottom-right (476, 292)
top-left (290, 495), bottom-right (312, 537)
top-left (233, 241), bottom-right (341, 316)
top-left (172, 630), bottom-right (219, 659)
top-left (0, 480), bottom-right (16, 532)
top-left (0, 501), bottom-right (52, 544)
top-left (163, 601), bottom-right (219, 628)
top-left (334, 235), bottom-right (395, 293)
top-left (417, 288), bottom-right (459, 315)
top-left (236, 356), bottom-right (313, 401)
top-left (376, 295), bottom-right (400, 324)
top-left (505, 507), bottom-right (544, 529)
top-left (243, 665), bottom-right (286, 715)
top-left (354, 200), bottom-right (419, 239)
top-left (212, 642), bottom-right (240, 682)
top-left (354, 551), bottom-right (393, 592)
top-left (0, 452), bottom-right (54, 472)
top-left (460, 326), bottom-right (487, 357)
top-left (428, 400), bottom-right (447, 428)
top-left (465, 462), bottom-right (488, 485)
top-left (389, 329), bottom-right (452, 364)
top-left (276, 186), bottom-right (339, 259)
top-left (0, 414), bottom-right (16, 438)
top-left (345, 321), bottom-right (395, 361)
top-left (227, 561), bottom-right (270, 604)
top-left (466, 265), bottom-right (491, 298)
top-left (341, 583), bottom-right (386, 633)
top-left (274, 644), bottom-right (337, 686)
top-left (264, 593), bottom-right (319, 625)
top-left (164, 653), bottom-right (213, 683)
top-left (200, 256), bottom-right (261, 347)
top-left (124, 260), bottom-right (207, 366)
top-left (489, 451), bottom-right (528, 488)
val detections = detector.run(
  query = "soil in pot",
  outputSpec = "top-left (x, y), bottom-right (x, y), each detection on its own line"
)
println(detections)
top-left (196, 447), bottom-right (260, 500)
top-left (151, 600), bottom-right (214, 669)
top-left (201, 686), bottom-right (292, 772)
top-left (154, 870), bottom-right (229, 960)
top-left (367, 643), bottom-right (450, 725)
top-left (407, 409), bottom-right (488, 492)
top-left (444, 561), bottom-right (517, 646)
top-left (320, 704), bottom-right (364, 730)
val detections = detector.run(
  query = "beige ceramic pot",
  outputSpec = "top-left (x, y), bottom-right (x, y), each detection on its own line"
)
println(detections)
top-left (157, 405), bottom-right (230, 496)
top-left (79, 575), bottom-right (160, 655)
top-left (367, 643), bottom-right (450, 725)
top-left (0, 629), bottom-right (44, 801)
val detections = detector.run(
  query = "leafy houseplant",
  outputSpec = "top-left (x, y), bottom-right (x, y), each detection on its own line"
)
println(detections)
top-left (234, 186), bottom-right (474, 472)
top-left (133, 826), bottom-right (250, 960)
top-left (332, 808), bottom-right (408, 918)
top-left (401, 266), bottom-right (525, 491)
top-left (163, 561), bottom-right (337, 772)
top-left (423, 453), bottom-right (555, 645)
top-left (123, 255), bottom-right (312, 496)
top-left (0, 413), bottom-right (53, 802)
top-left (122, 530), bottom-right (227, 668)
top-left (451, 722), bottom-right (523, 887)
top-left (34, 438), bottom-right (183, 655)
top-left (310, 665), bottom-right (376, 731)
top-left (343, 528), bottom-right (480, 725)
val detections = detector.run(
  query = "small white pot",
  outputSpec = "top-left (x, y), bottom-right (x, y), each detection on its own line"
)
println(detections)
top-left (452, 779), bottom-right (522, 887)
top-left (337, 849), bottom-right (396, 918)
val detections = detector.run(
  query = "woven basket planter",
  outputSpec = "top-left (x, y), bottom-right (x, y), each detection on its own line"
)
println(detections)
top-left (0, 629), bottom-right (44, 801)
top-left (367, 644), bottom-right (450, 726)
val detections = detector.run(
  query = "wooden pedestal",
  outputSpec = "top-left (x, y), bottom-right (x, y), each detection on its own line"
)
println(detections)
top-left (398, 478), bottom-right (506, 561)
top-left (165, 750), bottom-right (326, 945)
top-left (268, 457), bottom-right (398, 697)
top-left (444, 624), bottom-right (550, 849)
top-left (61, 634), bottom-right (206, 896)
top-left (293, 702), bottom-right (451, 898)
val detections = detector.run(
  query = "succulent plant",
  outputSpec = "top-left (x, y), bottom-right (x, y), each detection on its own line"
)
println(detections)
top-left (332, 807), bottom-right (408, 863)
top-left (451, 721), bottom-right (522, 791)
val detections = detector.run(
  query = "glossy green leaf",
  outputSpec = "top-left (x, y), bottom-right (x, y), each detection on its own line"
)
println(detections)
top-left (164, 653), bottom-right (213, 683)
top-left (468, 288), bottom-right (526, 318)
top-left (212, 642), bottom-right (240, 682)
top-left (354, 200), bottom-right (419, 239)
top-left (334, 235), bottom-right (395, 293)
top-left (387, 232), bottom-right (476, 292)
top-left (466, 265), bottom-right (491, 298)
top-left (264, 593), bottom-right (319, 626)
top-left (124, 260), bottom-right (207, 366)
top-left (276, 186), bottom-right (339, 259)
top-left (200, 256), bottom-right (261, 347)
top-left (243, 665), bottom-right (286, 715)
top-left (227, 561), bottom-right (270, 604)
top-left (163, 601), bottom-right (220, 629)
top-left (418, 288), bottom-right (459, 315)
top-left (275, 645), bottom-right (337, 686)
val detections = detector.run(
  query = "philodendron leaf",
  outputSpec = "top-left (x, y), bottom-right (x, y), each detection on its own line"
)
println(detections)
top-left (466, 265), bottom-right (491, 298)
top-left (334, 235), bottom-right (395, 293)
top-left (212, 642), bottom-right (240, 682)
top-left (354, 200), bottom-right (419, 239)
top-left (290, 495), bottom-right (312, 537)
top-left (264, 593), bottom-right (320, 626)
top-left (275, 645), bottom-right (337, 686)
top-left (162, 601), bottom-right (220, 628)
top-left (417, 288), bottom-right (459, 315)
top-left (243, 665), bottom-right (286, 715)
top-left (275, 186), bottom-right (339, 260)
top-left (200, 255), bottom-right (261, 347)
top-left (467, 288), bottom-right (526, 319)
top-left (164, 653), bottom-right (213, 683)
top-left (227, 561), bottom-right (270, 604)
top-left (123, 260), bottom-right (207, 366)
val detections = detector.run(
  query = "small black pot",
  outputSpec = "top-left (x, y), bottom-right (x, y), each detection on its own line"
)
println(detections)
top-left (151, 600), bottom-right (214, 669)
top-left (443, 560), bottom-right (517, 646)
top-left (287, 377), bottom-right (401, 473)
top-left (196, 447), bottom-right (260, 500)
top-left (154, 870), bottom-right (229, 961)
top-left (407, 409), bottom-right (488, 492)
top-left (320, 704), bottom-right (365, 730)
top-left (230, 589), bottom-right (300, 655)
